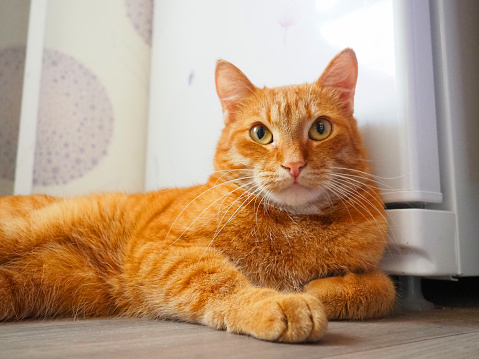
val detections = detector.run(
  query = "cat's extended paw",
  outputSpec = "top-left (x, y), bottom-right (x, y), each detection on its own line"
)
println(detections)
top-left (305, 272), bottom-right (396, 320)
top-left (241, 292), bottom-right (328, 343)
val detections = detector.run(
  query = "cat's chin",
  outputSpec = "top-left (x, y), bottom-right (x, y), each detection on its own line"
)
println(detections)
top-left (268, 184), bottom-right (327, 215)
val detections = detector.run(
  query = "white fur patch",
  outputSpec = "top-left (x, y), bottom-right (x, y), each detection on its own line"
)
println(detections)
top-left (268, 184), bottom-right (328, 214)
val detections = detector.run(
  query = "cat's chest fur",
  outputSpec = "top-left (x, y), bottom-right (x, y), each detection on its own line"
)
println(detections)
top-left (210, 212), bottom-right (346, 291)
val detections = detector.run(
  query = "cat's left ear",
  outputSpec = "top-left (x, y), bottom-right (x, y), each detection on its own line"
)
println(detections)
top-left (215, 60), bottom-right (256, 124)
top-left (317, 48), bottom-right (358, 114)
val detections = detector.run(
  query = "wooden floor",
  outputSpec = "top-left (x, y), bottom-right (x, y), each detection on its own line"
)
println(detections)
top-left (1, 307), bottom-right (479, 358)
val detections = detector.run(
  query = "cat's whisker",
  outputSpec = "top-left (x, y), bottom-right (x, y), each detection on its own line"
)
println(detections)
top-left (329, 175), bottom-right (385, 210)
top-left (328, 172), bottom-right (407, 252)
top-left (337, 175), bottom-right (405, 195)
top-left (329, 179), bottom-right (382, 212)
top-left (331, 166), bottom-right (401, 180)
top-left (330, 166), bottom-right (404, 190)
top-left (255, 186), bottom-right (275, 219)
top-left (198, 186), bottom-right (264, 264)
top-left (250, 188), bottom-right (267, 219)
top-left (168, 180), bottom-right (258, 247)
top-left (212, 169), bottom-right (255, 191)
top-left (327, 178), bottom-right (384, 219)
top-left (213, 186), bottom-right (262, 240)
top-left (321, 189), bottom-right (336, 213)
top-left (326, 181), bottom-right (376, 223)
top-left (211, 169), bottom-right (255, 173)
top-left (255, 190), bottom-right (269, 225)
top-left (326, 180), bottom-right (388, 239)
top-left (330, 172), bottom-right (381, 189)
top-left (213, 182), bottom-right (261, 236)
top-left (163, 176), bottom-right (256, 247)
top-left (329, 169), bottom-right (418, 225)
top-left (214, 176), bottom-right (255, 217)
top-left (213, 170), bottom-right (235, 194)
top-left (265, 192), bottom-right (274, 215)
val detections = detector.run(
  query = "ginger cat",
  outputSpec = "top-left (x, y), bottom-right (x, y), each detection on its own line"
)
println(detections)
top-left (0, 49), bottom-right (395, 343)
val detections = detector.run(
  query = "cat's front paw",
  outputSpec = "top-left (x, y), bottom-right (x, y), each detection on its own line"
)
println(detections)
top-left (305, 272), bottom-right (396, 320)
top-left (237, 292), bottom-right (328, 343)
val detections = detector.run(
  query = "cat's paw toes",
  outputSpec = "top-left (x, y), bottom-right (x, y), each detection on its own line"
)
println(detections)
top-left (250, 293), bottom-right (328, 343)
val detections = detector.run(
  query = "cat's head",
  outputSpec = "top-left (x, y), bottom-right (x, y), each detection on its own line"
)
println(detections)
top-left (214, 49), bottom-right (371, 215)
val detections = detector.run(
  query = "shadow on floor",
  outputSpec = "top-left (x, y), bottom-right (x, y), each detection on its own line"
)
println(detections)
top-left (422, 277), bottom-right (479, 307)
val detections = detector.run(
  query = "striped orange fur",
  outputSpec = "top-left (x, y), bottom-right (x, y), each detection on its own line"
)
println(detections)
top-left (0, 49), bottom-right (395, 343)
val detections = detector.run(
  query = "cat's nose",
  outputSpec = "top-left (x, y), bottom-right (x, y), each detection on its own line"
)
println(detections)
top-left (282, 161), bottom-right (307, 179)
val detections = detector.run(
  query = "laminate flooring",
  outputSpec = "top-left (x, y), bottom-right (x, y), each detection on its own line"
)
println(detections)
top-left (1, 307), bottom-right (479, 358)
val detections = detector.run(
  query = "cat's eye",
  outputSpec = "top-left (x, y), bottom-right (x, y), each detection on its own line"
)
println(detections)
top-left (250, 124), bottom-right (273, 145)
top-left (309, 117), bottom-right (332, 141)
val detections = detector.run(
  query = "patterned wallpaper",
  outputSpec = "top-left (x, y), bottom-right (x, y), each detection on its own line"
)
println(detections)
top-left (34, 49), bottom-right (114, 186)
top-left (126, 0), bottom-right (154, 46)
top-left (0, 0), bottom-right (154, 196)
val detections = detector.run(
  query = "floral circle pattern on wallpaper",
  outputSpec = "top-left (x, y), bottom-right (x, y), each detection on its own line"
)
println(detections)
top-left (0, 45), bottom-right (25, 182)
top-left (33, 49), bottom-right (114, 186)
top-left (125, 0), bottom-right (154, 46)
top-left (0, 46), bottom-right (114, 186)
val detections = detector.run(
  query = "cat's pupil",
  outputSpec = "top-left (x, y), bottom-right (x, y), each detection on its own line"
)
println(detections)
top-left (316, 121), bottom-right (325, 135)
top-left (257, 126), bottom-right (266, 139)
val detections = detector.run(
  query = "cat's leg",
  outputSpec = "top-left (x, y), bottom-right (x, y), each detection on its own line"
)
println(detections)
top-left (304, 272), bottom-right (396, 320)
top-left (121, 245), bottom-right (328, 343)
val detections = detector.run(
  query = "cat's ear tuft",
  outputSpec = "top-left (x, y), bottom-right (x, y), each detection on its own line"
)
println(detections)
top-left (215, 60), bottom-right (256, 124)
top-left (317, 48), bottom-right (358, 114)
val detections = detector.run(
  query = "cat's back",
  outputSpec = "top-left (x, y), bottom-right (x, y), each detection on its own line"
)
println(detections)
top-left (0, 187), bottom-right (200, 260)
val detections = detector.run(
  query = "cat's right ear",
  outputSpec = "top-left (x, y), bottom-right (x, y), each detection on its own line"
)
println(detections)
top-left (215, 60), bottom-right (256, 125)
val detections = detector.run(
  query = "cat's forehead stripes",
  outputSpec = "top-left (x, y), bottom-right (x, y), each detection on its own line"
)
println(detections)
top-left (258, 85), bottom-right (315, 139)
